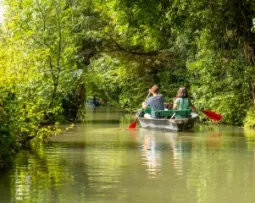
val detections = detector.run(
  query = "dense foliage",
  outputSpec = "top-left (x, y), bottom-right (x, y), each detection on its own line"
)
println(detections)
top-left (0, 0), bottom-right (255, 168)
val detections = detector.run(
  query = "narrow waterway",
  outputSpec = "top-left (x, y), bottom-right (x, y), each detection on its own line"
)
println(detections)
top-left (1, 106), bottom-right (255, 203)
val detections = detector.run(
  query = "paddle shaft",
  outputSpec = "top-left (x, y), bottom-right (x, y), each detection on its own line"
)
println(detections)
top-left (128, 92), bottom-right (150, 128)
top-left (141, 92), bottom-right (151, 111)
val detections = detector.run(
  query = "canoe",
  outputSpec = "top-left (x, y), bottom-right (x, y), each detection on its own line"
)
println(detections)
top-left (138, 109), bottom-right (198, 132)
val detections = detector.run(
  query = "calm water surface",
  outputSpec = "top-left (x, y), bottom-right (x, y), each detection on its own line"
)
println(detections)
top-left (1, 107), bottom-right (255, 203)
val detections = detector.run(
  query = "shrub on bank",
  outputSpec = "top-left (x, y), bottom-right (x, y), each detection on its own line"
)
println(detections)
top-left (0, 89), bottom-right (19, 169)
top-left (244, 107), bottom-right (255, 129)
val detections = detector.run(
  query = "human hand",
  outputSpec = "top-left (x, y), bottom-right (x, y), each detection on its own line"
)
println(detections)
top-left (142, 102), bottom-right (147, 109)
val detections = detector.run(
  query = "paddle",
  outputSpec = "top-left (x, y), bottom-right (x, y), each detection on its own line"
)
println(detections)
top-left (201, 110), bottom-right (222, 121)
top-left (128, 92), bottom-right (150, 129)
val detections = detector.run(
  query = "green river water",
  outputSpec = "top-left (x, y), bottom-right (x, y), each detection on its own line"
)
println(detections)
top-left (1, 106), bottom-right (255, 203)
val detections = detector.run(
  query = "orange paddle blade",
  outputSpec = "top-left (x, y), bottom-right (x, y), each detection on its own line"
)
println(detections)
top-left (202, 110), bottom-right (222, 121)
top-left (128, 118), bottom-right (138, 129)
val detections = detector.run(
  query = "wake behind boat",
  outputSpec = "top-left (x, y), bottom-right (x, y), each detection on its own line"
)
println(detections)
top-left (138, 109), bottom-right (198, 132)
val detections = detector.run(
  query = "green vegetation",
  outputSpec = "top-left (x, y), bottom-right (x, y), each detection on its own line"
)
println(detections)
top-left (0, 0), bottom-right (255, 168)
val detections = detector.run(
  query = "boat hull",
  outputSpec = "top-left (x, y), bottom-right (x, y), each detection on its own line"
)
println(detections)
top-left (138, 113), bottom-right (198, 131)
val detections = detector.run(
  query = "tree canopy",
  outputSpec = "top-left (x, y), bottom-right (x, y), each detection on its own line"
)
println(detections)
top-left (0, 0), bottom-right (255, 168)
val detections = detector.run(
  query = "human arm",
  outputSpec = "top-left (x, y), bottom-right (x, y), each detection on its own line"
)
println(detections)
top-left (142, 89), bottom-right (153, 109)
top-left (172, 97), bottom-right (178, 110)
top-left (190, 104), bottom-right (196, 111)
top-left (142, 102), bottom-right (148, 109)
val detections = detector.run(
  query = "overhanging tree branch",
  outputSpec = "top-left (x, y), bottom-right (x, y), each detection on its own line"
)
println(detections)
top-left (107, 35), bottom-right (159, 56)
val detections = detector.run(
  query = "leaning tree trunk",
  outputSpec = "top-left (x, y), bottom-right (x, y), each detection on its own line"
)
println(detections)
top-left (244, 39), bottom-right (255, 107)
top-left (233, 0), bottom-right (255, 107)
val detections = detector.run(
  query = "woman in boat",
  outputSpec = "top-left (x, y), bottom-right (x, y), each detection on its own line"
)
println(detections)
top-left (173, 87), bottom-right (196, 111)
top-left (142, 85), bottom-right (164, 119)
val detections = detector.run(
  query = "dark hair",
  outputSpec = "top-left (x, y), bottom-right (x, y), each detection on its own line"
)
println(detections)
top-left (176, 87), bottom-right (188, 98)
top-left (151, 85), bottom-right (159, 94)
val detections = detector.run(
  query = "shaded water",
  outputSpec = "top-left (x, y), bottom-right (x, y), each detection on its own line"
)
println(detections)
top-left (1, 107), bottom-right (255, 203)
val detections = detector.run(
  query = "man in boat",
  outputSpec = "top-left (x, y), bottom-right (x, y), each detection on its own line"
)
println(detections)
top-left (142, 85), bottom-right (164, 119)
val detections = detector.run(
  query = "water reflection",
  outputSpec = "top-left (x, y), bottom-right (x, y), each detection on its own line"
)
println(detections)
top-left (206, 131), bottom-right (222, 149)
top-left (141, 131), bottom-right (162, 178)
top-left (165, 132), bottom-right (184, 176)
top-left (2, 107), bottom-right (255, 203)
top-left (138, 129), bottom-right (185, 178)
